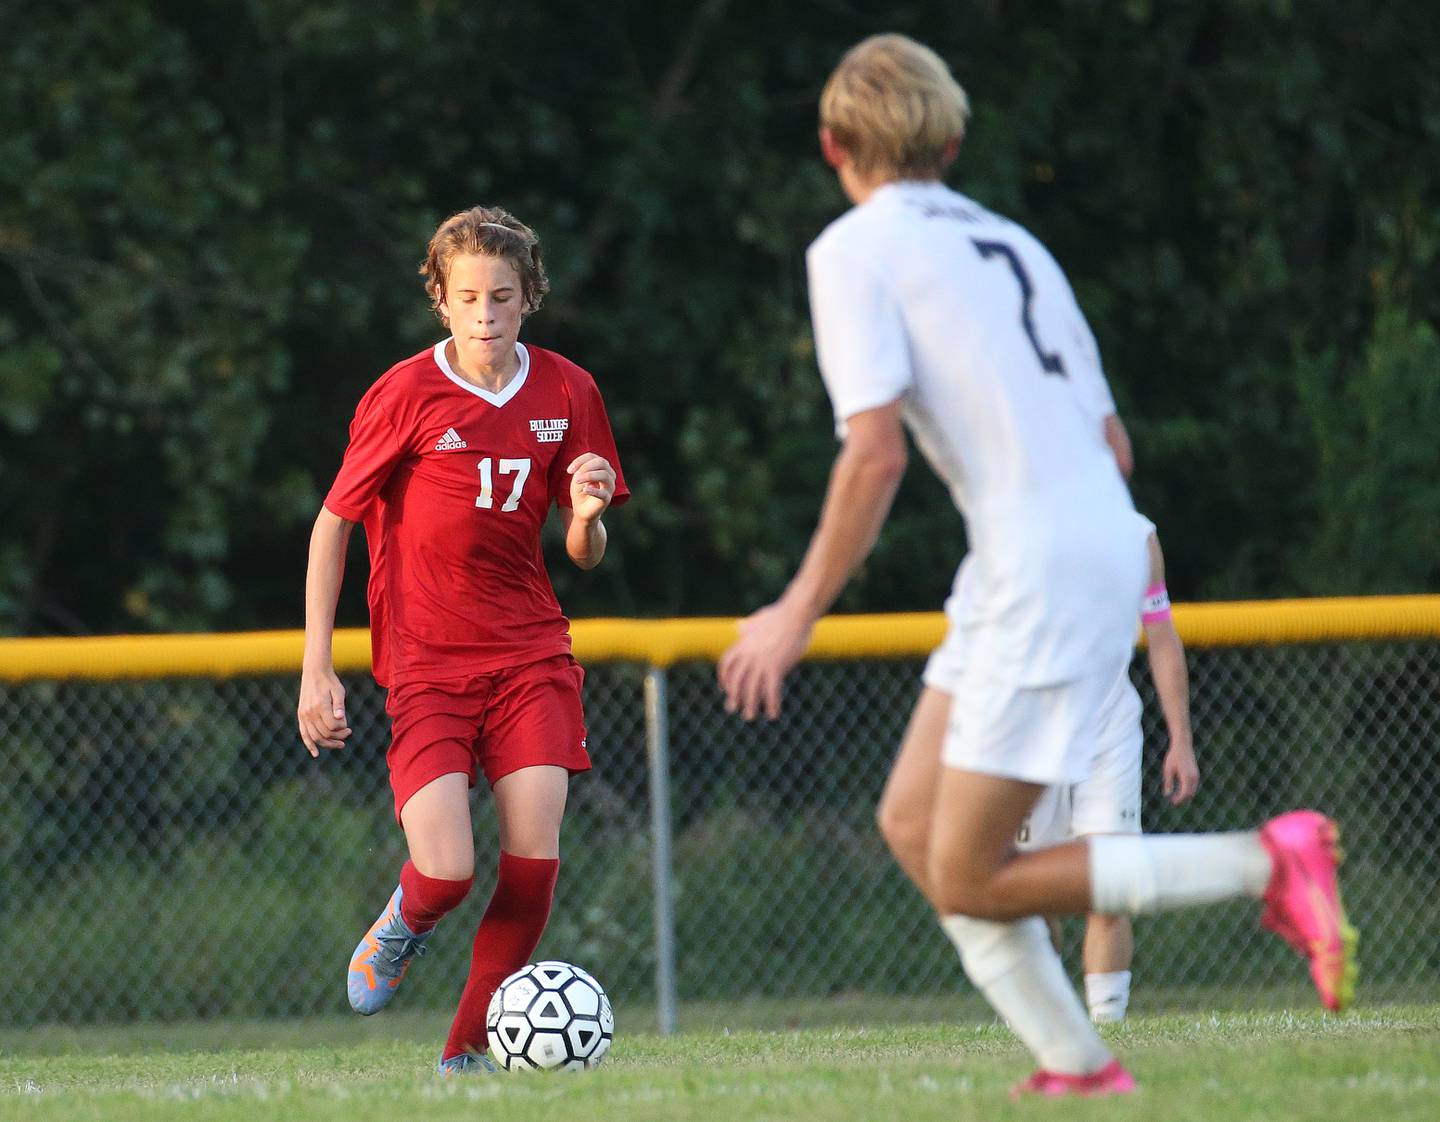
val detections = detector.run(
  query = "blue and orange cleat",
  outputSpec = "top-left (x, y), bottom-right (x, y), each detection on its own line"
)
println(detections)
top-left (437, 1050), bottom-right (499, 1076)
top-left (347, 886), bottom-right (432, 1015)
top-left (1259, 809), bottom-right (1359, 1012)
top-left (1011, 1058), bottom-right (1137, 1099)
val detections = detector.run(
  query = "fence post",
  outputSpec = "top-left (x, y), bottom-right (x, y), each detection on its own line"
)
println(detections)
top-left (644, 665), bottom-right (679, 1035)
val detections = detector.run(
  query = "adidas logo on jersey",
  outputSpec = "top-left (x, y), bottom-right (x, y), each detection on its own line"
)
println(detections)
top-left (435, 427), bottom-right (467, 451)
top-left (530, 418), bottom-right (568, 444)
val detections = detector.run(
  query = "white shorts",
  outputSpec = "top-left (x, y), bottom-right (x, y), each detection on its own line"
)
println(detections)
top-left (1017, 717), bottom-right (1143, 849)
top-left (921, 499), bottom-right (1147, 785)
top-left (935, 661), bottom-right (1127, 786)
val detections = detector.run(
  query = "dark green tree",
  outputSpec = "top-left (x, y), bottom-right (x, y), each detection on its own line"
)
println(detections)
top-left (2, 0), bottom-right (1436, 636)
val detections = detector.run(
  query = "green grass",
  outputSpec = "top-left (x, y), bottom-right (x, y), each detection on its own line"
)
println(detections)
top-left (2, 1004), bottom-right (1438, 1122)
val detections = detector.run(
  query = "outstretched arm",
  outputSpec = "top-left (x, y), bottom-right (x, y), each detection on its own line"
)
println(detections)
top-left (1142, 533), bottom-right (1198, 804)
top-left (298, 507), bottom-right (355, 758)
top-left (717, 402), bottom-right (908, 721)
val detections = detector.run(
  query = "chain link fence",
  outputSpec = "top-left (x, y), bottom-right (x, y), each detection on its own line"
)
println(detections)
top-left (1, 631), bottom-right (1437, 1029)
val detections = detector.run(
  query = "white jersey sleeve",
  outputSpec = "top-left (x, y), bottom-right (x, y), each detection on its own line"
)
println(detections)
top-left (806, 239), bottom-right (913, 437)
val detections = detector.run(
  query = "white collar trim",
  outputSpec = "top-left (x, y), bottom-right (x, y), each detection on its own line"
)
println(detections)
top-left (433, 339), bottom-right (530, 407)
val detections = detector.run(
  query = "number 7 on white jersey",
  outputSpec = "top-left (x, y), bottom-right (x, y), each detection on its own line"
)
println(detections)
top-left (476, 457), bottom-right (531, 512)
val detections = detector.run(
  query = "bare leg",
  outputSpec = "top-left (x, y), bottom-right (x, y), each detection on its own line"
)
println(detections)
top-left (1083, 911), bottom-right (1135, 1023)
top-left (876, 687), bottom-right (949, 904)
top-left (492, 765), bottom-right (569, 858)
top-left (925, 766), bottom-right (1278, 1045)
top-left (401, 772), bottom-right (476, 880)
top-left (349, 772), bottom-right (475, 1016)
top-left (926, 768), bottom-right (1093, 920)
top-left (927, 770), bottom-right (1263, 923)
top-left (1083, 913), bottom-right (1133, 975)
top-left (926, 767), bottom-right (1113, 1075)
top-left (442, 766), bottom-right (569, 1060)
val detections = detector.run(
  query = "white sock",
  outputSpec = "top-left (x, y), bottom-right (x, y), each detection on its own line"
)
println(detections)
top-left (1085, 971), bottom-right (1131, 1023)
top-left (940, 914), bottom-right (1112, 1076)
top-left (1089, 832), bottom-right (1272, 914)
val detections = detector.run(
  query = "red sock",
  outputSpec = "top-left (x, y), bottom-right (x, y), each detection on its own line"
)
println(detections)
top-left (399, 860), bottom-right (473, 934)
top-left (442, 852), bottom-right (559, 1059)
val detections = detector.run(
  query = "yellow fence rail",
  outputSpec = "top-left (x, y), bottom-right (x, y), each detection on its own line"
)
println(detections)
top-left (1, 595), bottom-right (1438, 682)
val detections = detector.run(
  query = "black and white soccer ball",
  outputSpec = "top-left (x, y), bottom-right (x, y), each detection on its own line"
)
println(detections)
top-left (486, 960), bottom-right (614, 1071)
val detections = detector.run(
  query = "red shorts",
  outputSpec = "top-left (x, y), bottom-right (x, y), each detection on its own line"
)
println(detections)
top-left (384, 654), bottom-right (591, 823)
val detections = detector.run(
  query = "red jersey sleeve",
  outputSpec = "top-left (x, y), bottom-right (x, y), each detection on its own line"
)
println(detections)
top-left (552, 373), bottom-right (630, 510)
top-left (323, 386), bottom-right (407, 522)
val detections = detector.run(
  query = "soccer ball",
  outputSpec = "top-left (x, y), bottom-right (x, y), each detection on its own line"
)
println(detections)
top-left (486, 960), bottom-right (614, 1071)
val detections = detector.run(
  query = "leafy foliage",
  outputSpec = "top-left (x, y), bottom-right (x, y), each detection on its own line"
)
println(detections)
top-left (3, 1), bottom-right (1437, 634)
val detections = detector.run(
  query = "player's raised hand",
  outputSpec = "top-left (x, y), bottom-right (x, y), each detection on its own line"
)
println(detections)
top-left (567, 453), bottom-right (616, 522)
top-left (297, 666), bottom-right (352, 757)
top-left (1161, 739), bottom-right (1200, 805)
top-left (717, 600), bottom-right (815, 721)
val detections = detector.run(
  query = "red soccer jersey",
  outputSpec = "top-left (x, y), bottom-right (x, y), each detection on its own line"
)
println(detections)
top-left (324, 341), bottom-right (630, 688)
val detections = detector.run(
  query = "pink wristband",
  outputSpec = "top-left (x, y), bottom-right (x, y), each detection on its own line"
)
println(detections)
top-left (1141, 583), bottom-right (1171, 624)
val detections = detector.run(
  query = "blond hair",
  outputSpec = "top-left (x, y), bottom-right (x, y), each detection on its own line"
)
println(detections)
top-left (819, 34), bottom-right (970, 179)
top-left (420, 205), bottom-right (549, 323)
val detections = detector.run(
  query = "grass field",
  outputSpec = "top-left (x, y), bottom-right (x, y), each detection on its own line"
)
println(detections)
top-left (3, 1002), bottom-right (1438, 1122)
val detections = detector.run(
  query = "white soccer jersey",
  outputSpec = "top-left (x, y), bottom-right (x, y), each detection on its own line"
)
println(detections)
top-left (808, 181), bottom-right (1147, 683)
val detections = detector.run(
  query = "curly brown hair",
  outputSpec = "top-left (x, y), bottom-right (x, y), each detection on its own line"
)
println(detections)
top-left (419, 206), bottom-right (550, 324)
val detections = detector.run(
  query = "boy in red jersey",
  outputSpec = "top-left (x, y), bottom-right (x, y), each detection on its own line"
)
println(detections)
top-left (297, 205), bottom-right (628, 1074)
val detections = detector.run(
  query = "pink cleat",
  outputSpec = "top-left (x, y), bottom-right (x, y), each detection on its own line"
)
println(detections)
top-left (1010, 1058), bottom-right (1138, 1099)
top-left (1258, 810), bottom-right (1359, 1012)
